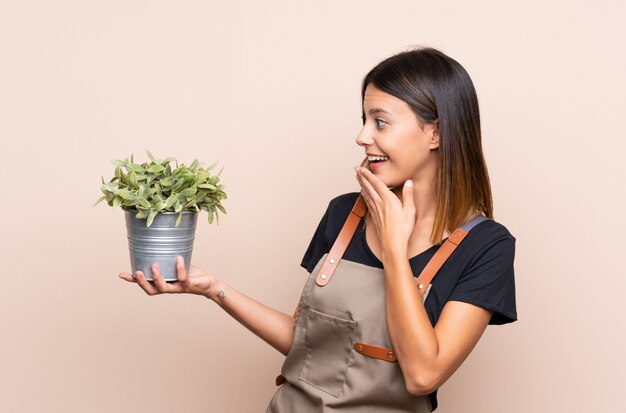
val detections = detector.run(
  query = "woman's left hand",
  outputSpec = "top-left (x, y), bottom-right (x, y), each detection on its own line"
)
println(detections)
top-left (355, 166), bottom-right (416, 259)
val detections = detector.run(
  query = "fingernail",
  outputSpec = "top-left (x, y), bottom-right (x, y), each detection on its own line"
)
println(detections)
top-left (354, 166), bottom-right (359, 172)
top-left (406, 179), bottom-right (413, 188)
top-left (177, 256), bottom-right (182, 263)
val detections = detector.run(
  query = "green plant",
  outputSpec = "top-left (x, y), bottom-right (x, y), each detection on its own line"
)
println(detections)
top-left (93, 150), bottom-right (227, 227)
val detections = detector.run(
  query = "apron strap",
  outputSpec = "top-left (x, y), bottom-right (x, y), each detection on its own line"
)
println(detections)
top-left (414, 214), bottom-right (489, 296)
top-left (315, 194), bottom-right (488, 290)
top-left (315, 195), bottom-right (367, 286)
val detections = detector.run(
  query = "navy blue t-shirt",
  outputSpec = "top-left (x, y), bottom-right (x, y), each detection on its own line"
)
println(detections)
top-left (300, 192), bottom-right (517, 410)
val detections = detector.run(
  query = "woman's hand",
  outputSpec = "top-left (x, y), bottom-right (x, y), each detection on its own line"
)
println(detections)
top-left (355, 166), bottom-right (416, 259)
top-left (119, 255), bottom-right (219, 299)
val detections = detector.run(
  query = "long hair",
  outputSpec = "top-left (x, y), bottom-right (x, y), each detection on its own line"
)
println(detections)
top-left (360, 47), bottom-right (493, 245)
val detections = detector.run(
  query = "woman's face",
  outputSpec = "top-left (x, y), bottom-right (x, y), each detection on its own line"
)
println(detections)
top-left (355, 84), bottom-right (440, 190)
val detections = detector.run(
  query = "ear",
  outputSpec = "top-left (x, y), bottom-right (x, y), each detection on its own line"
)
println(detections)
top-left (428, 120), bottom-right (440, 150)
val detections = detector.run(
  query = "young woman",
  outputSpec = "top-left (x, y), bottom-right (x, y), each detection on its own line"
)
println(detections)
top-left (119, 47), bottom-right (517, 412)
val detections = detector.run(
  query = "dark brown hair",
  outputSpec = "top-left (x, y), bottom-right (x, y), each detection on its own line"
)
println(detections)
top-left (360, 47), bottom-right (493, 244)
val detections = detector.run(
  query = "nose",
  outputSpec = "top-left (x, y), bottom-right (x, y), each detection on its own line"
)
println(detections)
top-left (355, 125), bottom-right (374, 148)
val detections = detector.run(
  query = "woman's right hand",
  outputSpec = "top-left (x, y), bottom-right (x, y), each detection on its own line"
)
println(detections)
top-left (119, 255), bottom-right (219, 299)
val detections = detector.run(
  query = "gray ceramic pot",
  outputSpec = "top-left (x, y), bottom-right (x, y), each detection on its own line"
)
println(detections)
top-left (124, 208), bottom-right (198, 282)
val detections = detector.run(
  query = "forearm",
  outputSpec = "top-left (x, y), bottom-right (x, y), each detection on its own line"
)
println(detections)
top-left (383, 247), bottom-right (493, 395)
top-left (207, 280), bottom-right (295, 355)
top-left (382, 249), bottom-right (441, 391)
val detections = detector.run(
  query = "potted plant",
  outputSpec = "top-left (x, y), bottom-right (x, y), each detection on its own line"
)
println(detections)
top-left (94, 150), bottom-right (227, 282)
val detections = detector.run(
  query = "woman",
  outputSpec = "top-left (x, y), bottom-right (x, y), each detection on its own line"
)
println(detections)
top-left (120, 47), bottom-right (517, 412)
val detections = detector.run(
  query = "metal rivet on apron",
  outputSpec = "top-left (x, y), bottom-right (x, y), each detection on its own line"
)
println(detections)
top-left (417, 283), bottom-right (424, 290)
top-left (329, 258), bottom-right (335, 264)
top-left (321, 274), bottom-right (327, 280)
top-left (356, 344), bottom-right (363, 351)
top-left (387, 352), bottom-right (395, 359)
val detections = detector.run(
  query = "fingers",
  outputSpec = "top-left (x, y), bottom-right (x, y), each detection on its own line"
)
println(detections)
top-left (355, 169), bottom-right (383, 217)
top-left (134, 270), bottom-right (160, 296)
top-left (151, 263), bottom-right (184, 294)
top-left (119, 272), bottom-right (137, 283)
top-left (121, 260), bottom-right (187, 295)
top-left (402, 179), bottom-right (415, 211)
top-left (356, 167), bottom-right (390, 201)
top-left (175, 256), bottom-right (188, 283)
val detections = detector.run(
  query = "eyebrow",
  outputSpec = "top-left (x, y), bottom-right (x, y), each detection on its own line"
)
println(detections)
top-left (366, 108), bottom-right (393, 116)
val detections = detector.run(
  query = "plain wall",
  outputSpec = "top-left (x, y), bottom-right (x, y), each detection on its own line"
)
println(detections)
top-left (1, 1), bottom-right (624, 412)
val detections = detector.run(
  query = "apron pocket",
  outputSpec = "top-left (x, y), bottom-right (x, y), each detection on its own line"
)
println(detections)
top-left (299, 308), bottom-right (356, 397)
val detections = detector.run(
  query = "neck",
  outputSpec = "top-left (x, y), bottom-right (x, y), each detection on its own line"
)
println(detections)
top-left (391, 174), bottom-right (437, 223)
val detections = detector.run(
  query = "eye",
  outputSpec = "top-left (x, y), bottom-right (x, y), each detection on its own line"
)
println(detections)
top-left (375, 118), bottom-right (387, 128)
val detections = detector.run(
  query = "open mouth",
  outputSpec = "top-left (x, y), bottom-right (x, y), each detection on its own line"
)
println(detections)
top-left (368, 155), bottom-right (389, 170)
top-left (368, 155), bottom-right (389, 163)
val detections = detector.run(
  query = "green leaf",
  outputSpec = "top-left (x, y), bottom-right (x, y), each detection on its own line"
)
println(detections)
top-left (92, 196), bottom-right (106, 207)
top-left (164, 195), bottom-right (177, 209)
top-left (147, 210), bottom-right (158, 227)
top-left (217, 166), bottom-right (224, 177)
top-left (179, 187), bottom-right (197, 197)
top-left (102, 182), bottom-right (120, 192)
top-left (111, 160), bottom-right (125, 167)
top-left (135, 210), bottom-right (149, 219)
top-left (174, 200), bottom-right (183, 212)
top-left (147, 164), bottom-right (166, 174)
top-left (139, 197), bottom-right (151, 208)
top-left (130, 153), bottom-right (134, 163)
top-left (197, 171), bottom-right (209, 183)
top-left (128, 171), bottom-right (138, 188)
top-left (206, 160), bottom-right (219, 171)
top-left (155, 201), bottom-right (166, 211)
top-left (117, 188), bottom-right (137, 200)
top-left (160, 177), bottom-right (175, 187)
top-left (216, 204), bottom-right (226, 214)
top-left (128, 163), bottom-right (144, 173)
top-left (113, 196), bottom-right (123, 209)
top-left (175, 212), bottom-right (183, 227)
top-left (146, 149), bottom-right (156, 163)
top-left (208, 212), bottom-right (214, 224)
top-left (198, 183), bottom-right (217, 190)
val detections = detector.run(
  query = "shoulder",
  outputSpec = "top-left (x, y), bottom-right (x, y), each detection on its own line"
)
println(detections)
top-left (322, 191), bottom-right (361, 236)
top-left (299, 191), bottom-right (362, 273)
top-left (326, 191), bottom-right (361, 213)
top-left (463, 218), bottom-right (516, 256)
top-left (446, 218), bottom-right (518, 325)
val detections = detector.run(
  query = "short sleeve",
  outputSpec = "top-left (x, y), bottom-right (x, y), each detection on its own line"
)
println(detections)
top-left (300, 204), bottom-right (330, 274)
top-left (448, 235), bottom-right (517, 325)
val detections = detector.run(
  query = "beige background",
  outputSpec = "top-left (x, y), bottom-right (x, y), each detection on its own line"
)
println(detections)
top-left (1, 1), bottom-right (624, 412)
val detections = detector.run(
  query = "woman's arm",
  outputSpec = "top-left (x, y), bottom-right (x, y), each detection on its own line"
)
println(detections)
top-left (119, 256), bottom-right (296, 355)
top-left (382, 250), bottom-right (492, 396)
top-left (355, 166), bottom-right (492, 396)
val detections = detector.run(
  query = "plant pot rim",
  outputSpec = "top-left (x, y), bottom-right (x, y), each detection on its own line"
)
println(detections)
top-left (122, 208), bottom-right (198, 214)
